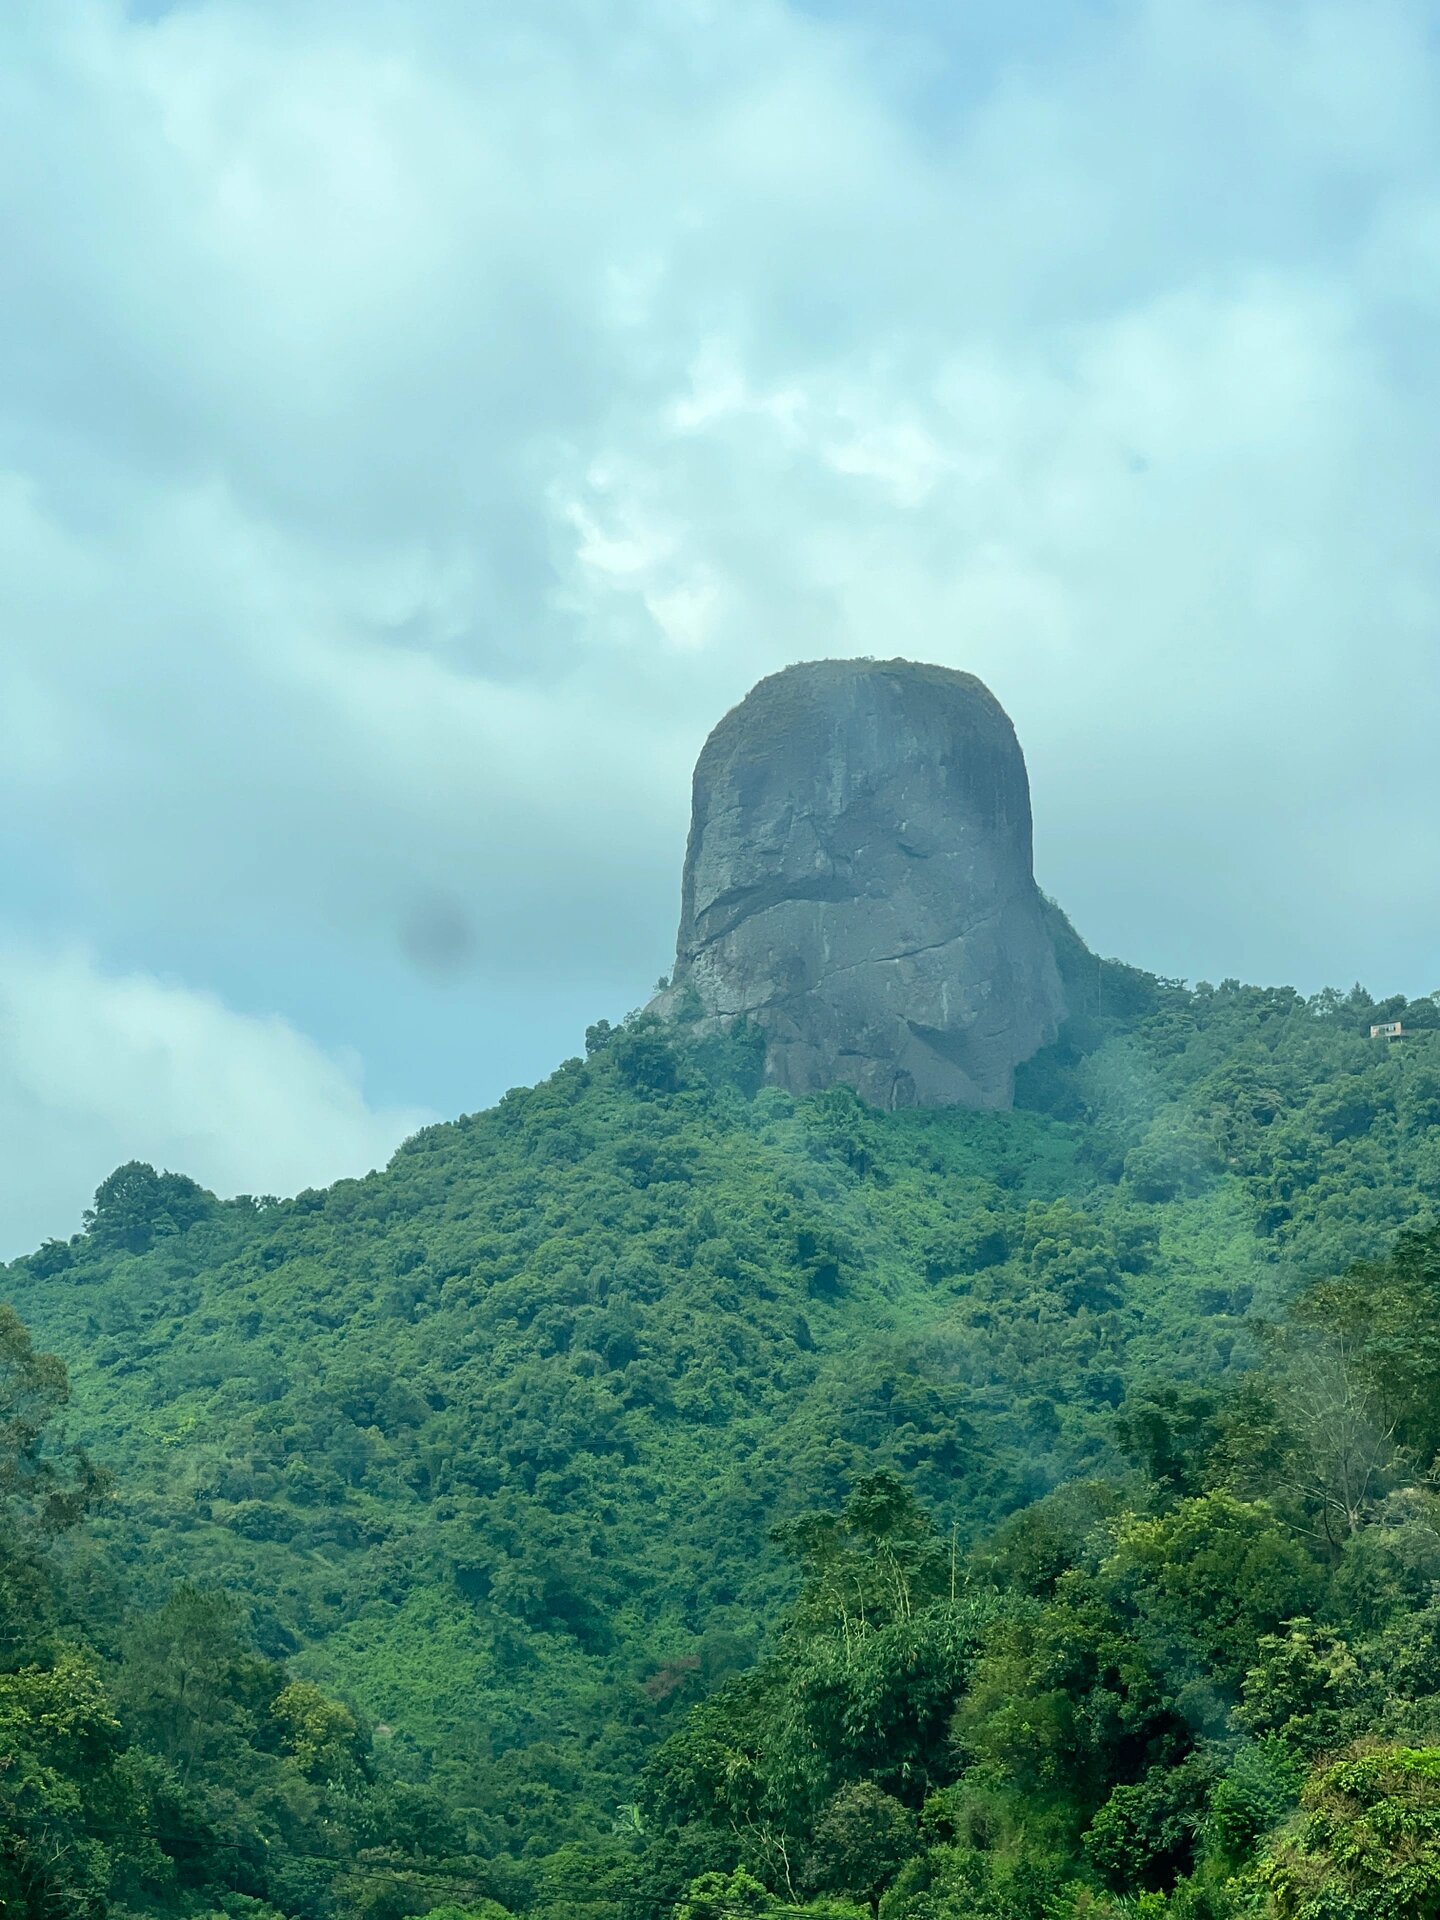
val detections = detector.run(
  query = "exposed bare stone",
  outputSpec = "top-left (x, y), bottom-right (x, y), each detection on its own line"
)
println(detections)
top-left (652, 658), bottom-right (1065, 1108)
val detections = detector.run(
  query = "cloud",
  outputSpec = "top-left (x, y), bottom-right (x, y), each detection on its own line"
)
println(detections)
top-left (0, 943), bottom-right (429, 1258)
top-left (2, 0), bottom-right (1440, 1247)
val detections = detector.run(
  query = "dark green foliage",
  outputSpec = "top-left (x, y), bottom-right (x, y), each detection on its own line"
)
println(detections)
top-left (6, 969), bottom-right (1440, 1916)
top-left (1083, 1753), bottom-right (1215, 1889)
top-left (0, 1316), bottom-right (494, 1918)
top-left (1207, 1736), bottom-right (1307, 1862)
top-left (614, 1220), bottom-right (1440, 1919)
top-left (1252, 1745), bottom-right (1440, 1920)
top-left (1115, 1384), bottom-right (1223, 1497)
top-left (83, 1159), bottom-right (217, 1255)
top-left (610, 1019), bottom-right (685, 1096)
top-left (803, 1781), bottom-right (915, 1902)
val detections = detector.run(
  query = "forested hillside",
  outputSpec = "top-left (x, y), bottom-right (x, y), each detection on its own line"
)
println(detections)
top-left (5, 949), bottom-right (1440, 1917)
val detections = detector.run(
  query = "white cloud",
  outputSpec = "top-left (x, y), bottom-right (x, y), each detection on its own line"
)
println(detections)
top-left (2, 0), bottom-right (1440, 1248)
top-left (0, 944), bottom-right (429, 1257)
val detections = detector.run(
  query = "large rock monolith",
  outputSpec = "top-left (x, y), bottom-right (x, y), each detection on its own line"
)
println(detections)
top-left (652, 658), bottom-right (1064, 1108)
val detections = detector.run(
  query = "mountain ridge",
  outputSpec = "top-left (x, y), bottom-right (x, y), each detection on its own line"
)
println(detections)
top-left (6, 659), bottom-right (1440, 1915)
top-left (6, 964), bottom-right (1440, 1898)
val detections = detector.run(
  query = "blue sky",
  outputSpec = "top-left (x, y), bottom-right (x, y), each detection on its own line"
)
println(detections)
top-left (3, 0), bottom-right (1439, 1253)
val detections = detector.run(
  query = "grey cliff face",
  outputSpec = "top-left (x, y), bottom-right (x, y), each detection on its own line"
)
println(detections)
top-left (653, 658), bottom-right (1065, 1109)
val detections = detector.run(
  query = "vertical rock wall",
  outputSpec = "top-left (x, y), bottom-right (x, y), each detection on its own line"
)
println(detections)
top-left (653, 658), bottom-right (1065, 1108)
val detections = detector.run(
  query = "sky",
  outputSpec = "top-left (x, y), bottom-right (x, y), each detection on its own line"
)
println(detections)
top-left (3, 0), bottom-right (1439, 1256)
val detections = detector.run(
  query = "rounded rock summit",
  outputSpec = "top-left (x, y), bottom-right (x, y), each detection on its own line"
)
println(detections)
top-left (652, 657), bottom-right (1066, 1108)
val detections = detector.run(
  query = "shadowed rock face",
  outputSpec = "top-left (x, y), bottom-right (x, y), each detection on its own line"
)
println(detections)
top-left (653, 658), bottom-right (1065, 1108)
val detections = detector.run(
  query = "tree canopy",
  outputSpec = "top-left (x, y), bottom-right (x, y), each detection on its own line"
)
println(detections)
top-left (5, 970), bottom-right (1440, 1915)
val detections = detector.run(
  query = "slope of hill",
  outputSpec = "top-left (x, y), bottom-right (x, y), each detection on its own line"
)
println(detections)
top-left (6, 955), bottom-right (1440, 1906)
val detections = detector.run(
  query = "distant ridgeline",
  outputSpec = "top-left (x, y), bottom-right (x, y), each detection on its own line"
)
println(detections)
top-left (5, 659), bottom-right (1440, 1920)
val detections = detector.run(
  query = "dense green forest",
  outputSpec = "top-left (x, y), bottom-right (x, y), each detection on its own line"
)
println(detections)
top-left (6, 932), bottom-right (1440, 1918)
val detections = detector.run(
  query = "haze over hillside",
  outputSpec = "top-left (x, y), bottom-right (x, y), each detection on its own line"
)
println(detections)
top-left (4, 658), bottom-right (1440, 1916)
